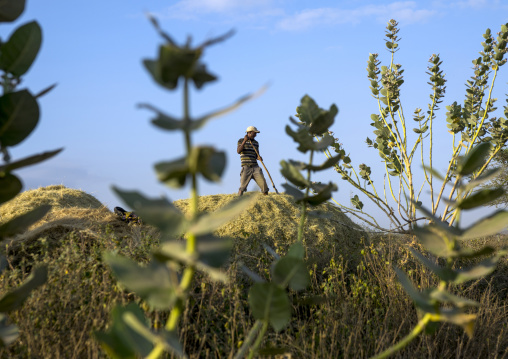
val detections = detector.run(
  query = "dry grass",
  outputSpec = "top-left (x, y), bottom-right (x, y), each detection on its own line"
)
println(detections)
top-left (0, 186), bottom-right (505, 358)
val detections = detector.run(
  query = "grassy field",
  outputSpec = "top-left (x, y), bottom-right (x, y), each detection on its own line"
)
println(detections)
top-left (0, 187), bottom-right (506, 358)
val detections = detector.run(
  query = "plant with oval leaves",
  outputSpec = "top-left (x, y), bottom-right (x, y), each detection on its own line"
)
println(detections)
top-left (94, 17), bottom-right (267, 359)
top-left (0, 0), bottom-right (61, 347)
top-left (316, 19), bottom-right (508, 233)
top-left (373, 142), bottom-right (508, 358)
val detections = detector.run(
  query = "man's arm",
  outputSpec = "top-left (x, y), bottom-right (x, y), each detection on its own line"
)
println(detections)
top-left (237, 135), bottom-right (249, 154)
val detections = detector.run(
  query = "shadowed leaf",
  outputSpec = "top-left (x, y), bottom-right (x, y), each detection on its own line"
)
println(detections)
top-left (103, 254), bottom-right (178, 310)
top-left (248, 283), bottom-right (291, 332)
top-left (0, 173), bottom-right (21, 204)
top-left (94, 303), bottom-right (153, 359)
top-left (272, 257), bottom-right (310, 291)
top-left (456, 142), bottom-right (491, 176)
top-left (394, 267), bottom-right (434, 312)
top-left (455, 188), bottom-right (504, 209)
top-left (0, 314), bottom-right (18, 347)
top-left (0, 0), bottom-right (25, 22)
top-left (0, 148), bottom-right (62, 172)
top-left (0, 90), bottom-right (39, 147)
top-left (0, 21), bottom-right (41, 76)
top-left (461, 210), bottom-right (508, 240)
top-left (280, 160), bottom-right (309, 188)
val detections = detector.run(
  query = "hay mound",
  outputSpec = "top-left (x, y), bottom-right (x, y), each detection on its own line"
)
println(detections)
top-left (174, 193), bottom-right (366, 269)
top-left (0, 185), bottom-right (153, 264)
top-left (0, 185), bottom-right (103, 225)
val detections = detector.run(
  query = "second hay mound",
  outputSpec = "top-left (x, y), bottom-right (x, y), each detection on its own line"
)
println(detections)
top-left (174, 193), bottom-right (366, 269)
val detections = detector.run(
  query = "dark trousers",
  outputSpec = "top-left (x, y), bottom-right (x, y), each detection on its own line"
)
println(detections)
top-left (239, 165), bottom-right (268, 194)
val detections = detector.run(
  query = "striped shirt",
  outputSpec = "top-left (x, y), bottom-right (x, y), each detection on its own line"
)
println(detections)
top-left (238, 138), bottom-right (259, 166)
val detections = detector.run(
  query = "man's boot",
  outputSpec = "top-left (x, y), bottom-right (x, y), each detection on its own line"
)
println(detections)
top-left (238, 189), bottom-right (243, 196)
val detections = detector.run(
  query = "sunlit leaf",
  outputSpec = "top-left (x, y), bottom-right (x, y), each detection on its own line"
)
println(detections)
top-left (248, 283), bottom-right (291, 332)
top-left (0, 21), bottom-right (41, 76)
top-left (0, 265), bottom-right (47, 312)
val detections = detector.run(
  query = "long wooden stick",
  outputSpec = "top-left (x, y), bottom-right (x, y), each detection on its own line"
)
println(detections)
top-left (249, 139), bottom-right (279, 194)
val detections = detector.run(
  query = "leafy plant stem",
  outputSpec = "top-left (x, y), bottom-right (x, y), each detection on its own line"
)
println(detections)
top-left (298, 150), bottom-right (313, 242)
top-left (470, 69), bottom-right (498, 147)
top-left (233, 320), bottom-right (263, 359)
top-left (371, 314), bottom-right (432, 359)
top-left (247, 320), bottom-right (268, 359)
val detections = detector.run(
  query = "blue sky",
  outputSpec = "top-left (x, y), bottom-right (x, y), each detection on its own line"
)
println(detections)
top-left (7, 0), bottom-right (508, 229)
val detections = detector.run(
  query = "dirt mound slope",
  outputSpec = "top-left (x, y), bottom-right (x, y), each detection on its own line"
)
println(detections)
top-left (174, 192), bottom-right (366, 269)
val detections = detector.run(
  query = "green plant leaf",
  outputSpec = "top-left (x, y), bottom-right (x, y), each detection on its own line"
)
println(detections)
top-left (0, 0), bottom-right (25, 23)
top-left (0, 21), bottom-right (41, 76)
top-left (428, 289), bottom-right (479, 308)
top-left (94, 303), bottom-right (153, 359)
top-left (272, 257), bottom-right (310, 291)
top-left (422, 165), bottom-right (445, 181)
top-left (154, 156), bottom-right (189, 188)
top-left (103, 254), bottom-right (179, 310)
top-left (304, 154), bottom-right (342, 171)
top-left (0, 148), bottom-right (62, 173)
top-left (286, 242), bottom-right (305, 259)
top-left (0, 313), bottom-right (18, 347)
top-left (155, 238), bottom-right (229, 282)
top-left (248, 283), bottom-right (291, 332)
top-left (187, 194), bottom-right (257, 236)
top-left (461, 210), bottom-right (508, 240)
top-left (463, 167), bottom-right (501, 191)
top-left (0, 265), bottom-right (47, 312)
top-left (281, 184), bottom-right (304, 200)
top-left (413, 226), bottom-right (449, 257)
top-left (0, 204), bottom-right (50, 237)
top-left (298, 182), bottom-right (337, 206)
top-left (280, 160), bottom-right (310, 188)
top-left (0, 173), bottom-right (21, 204)
top-left (455, 188), bottom-right (504, 209)
top-left (112, 187), bottom-right (186, 237)
top-left (456, 142), bottom-right (492, 176)
top-left (188, 146), bottom-right (226, 183)
top-left (438, 309), bottom-right (476, 338)
top-left (394, 267), bottom-right (435, 312)
top-left (0, 90), bottom-right (39, 147)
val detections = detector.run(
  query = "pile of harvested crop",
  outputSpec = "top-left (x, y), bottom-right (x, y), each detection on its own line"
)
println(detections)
top-left (174, 192), bottom-right (366, 270)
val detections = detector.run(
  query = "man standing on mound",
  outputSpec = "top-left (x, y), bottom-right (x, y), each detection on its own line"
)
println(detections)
top-left (237, 126), bottom-right (269, 196)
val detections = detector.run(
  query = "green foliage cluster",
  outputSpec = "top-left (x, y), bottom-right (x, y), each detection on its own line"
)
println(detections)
top-left (320, 19), bottom-right (508, 233)
top-left (0, 0), bottom-right (61, 347)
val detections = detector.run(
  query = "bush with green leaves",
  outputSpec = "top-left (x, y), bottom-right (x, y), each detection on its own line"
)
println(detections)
top-left (0, 0), bottom-right (61, 347)
top-left (316, 19), bottom-right (508, 233)
top-left (371, 142), bottom-right (508, 358)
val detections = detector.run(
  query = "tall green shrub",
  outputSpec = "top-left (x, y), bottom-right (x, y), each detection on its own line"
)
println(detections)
top-left (319, 19), bottom-right (508, 233)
